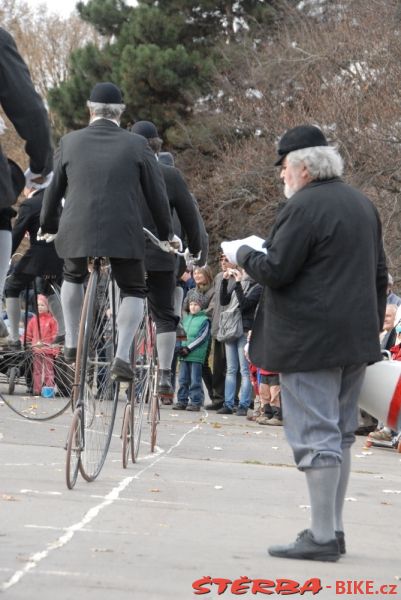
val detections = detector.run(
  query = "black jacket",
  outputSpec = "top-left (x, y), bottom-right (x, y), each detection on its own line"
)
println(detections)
top-left (0, 27), bottom-right (52, 211)
top-left (141, 163), bottom-right (203, 272)
top-left (12, 189), bottom-right (63, 277)
top-left (237, 178), bottom-right (388, 372)
top-left (41, 121), bottom-right (173, 259)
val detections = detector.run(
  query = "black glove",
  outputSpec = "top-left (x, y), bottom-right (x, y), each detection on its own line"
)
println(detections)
top-left (179, 346), bottom-right (190, 357)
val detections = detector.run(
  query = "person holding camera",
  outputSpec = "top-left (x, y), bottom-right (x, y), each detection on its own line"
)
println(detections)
top-left (216, 266), bottom-right (262, 416)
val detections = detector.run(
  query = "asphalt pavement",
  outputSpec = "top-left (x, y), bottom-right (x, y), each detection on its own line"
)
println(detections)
top-left (1, 392), bottom-right (401, 599)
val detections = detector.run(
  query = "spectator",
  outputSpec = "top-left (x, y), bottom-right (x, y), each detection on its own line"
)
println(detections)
top-left (206, 254), bottom-right (239, 409)
top-left (386, 273), bottom-right (401, 306)
top-left (174, 292), bottom-right (211, 412)
top-left (217, 267), bottom-right (262, 416)
top-left (26, 294), bottom-right (59, 396)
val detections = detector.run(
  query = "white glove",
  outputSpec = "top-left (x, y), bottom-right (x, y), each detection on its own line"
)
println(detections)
top-left (25, 169), bottom-right (53, 190)
top-left (221, 241), bottom-right (239, 265)
top-left (37, 227), bottom-right (57, 243)
top-left (169, 234), bottom-right (183, 252)
top-left (184, 248), bottom-right (202, 269)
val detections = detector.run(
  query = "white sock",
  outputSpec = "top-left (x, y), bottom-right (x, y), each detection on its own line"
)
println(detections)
top-left (0, 230), bottom-right (11, 303)
top-left (116, 296), bottom-right (144, 363)
top-left (305, 466), bottom-right (340, 543)
top-left (334, 447), bottom-right (351, 532)
top-left (48, 293), bottom-right (65, 336)
top-left (156, 331), bottom-right (176, 370)
top-left (61, 281), bottom-right (84, 348)
top-left (5, 296), bottom-right (20, 341)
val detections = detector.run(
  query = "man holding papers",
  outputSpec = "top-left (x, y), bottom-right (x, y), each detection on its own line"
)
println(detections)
top-left (222, 124), bottom-right (387, 562)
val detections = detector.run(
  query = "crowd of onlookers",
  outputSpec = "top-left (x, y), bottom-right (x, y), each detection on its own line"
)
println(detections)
top-left (1, 249), bottom-right (401, 444)
top-left (172, 259), bottom-right (401, 443)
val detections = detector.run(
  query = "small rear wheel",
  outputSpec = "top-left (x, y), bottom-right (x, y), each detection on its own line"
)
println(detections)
top-left (122, 404), bottom-right (132, 469)
top-left (150, 392), bottom-right (159, 453)
top-left (66, 409), bottom-right (82, 489)
top-left (8, 366), bottom-right (18, 395)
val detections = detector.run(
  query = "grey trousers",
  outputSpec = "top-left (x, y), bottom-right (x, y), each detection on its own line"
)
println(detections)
top-left (280, 364), bottom-right (366, 470)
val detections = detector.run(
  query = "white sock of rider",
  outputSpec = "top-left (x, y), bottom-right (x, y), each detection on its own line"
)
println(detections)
top-left (334, 447), bottom-right (351, 533)
top-left (116, 296), bottom-right (144, 363)
top-left (156, 331), bottom-right (176, 370)
top-left (61, 281), bottom-right (84, 348)
top-left (5, 296), bottom-right (20, 341)
top-left (305, 465), bottom-right (340, 544)
top-left (173, 286), bottom-right (184, 317)
top-left (48, 293), bottom-right (65, 336)
top-left (0, 230), bottom-right (11, 309)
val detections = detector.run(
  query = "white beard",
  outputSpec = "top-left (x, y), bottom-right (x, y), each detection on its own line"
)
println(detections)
top-left (284, 183), bottom-right (296, 199)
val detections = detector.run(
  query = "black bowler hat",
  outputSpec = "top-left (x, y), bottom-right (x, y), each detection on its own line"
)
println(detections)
top-left (7, 158), bottom-right (25, 198)
top-left (89, 82), bottom-right (123, 104)
top-left (131, 120), bottom-right (160, 139)
top-left (274, 125), bottom-right (328, 166)
top-left (158, 152), bottom-right (174, 167)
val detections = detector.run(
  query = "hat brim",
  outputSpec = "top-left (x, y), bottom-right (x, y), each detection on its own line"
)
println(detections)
top-left (274, 153), bottom-right (286, 167)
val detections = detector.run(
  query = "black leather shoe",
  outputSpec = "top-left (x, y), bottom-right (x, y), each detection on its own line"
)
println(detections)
top-left (205, 401), bottom-right (224, 410)
top-left (268, 529), bottom-right (340, 562)
top-left (173, 403), bottom-right (187, 410)
top-left (216, 405), bottom-right (233, 415)
top-left (186, 404), bottom-right (201, 411)
top-left (335, 530), bottom-right (346, 554)
top-left (157, 369), bottom-right (174, 397)
top-left (111, 357), bottom-right (134, 382)
top-left (64, 347), bottom-right (77, 363)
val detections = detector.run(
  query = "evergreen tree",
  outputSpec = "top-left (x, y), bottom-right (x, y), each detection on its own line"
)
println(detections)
top-left (48, 0), bottom-right (288, 134)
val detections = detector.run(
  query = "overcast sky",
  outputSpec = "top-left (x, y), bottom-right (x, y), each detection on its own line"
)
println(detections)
top-left (29, 0), bottom-right (137, 19)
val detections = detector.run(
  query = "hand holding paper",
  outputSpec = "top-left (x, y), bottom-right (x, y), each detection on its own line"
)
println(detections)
top-left (221, 235), bottom-right (267, 265)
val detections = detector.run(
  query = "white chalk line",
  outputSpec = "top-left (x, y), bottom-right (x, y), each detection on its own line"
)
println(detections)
top-left (1, 421), bottom-right (199, 592)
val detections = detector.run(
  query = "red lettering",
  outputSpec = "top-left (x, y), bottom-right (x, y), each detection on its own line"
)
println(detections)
top-left (251, 580), bottom-right (276, 595)
top-left (193, 576), bottom-right (212, 595)
top-left (299, 578), bottom-right (323, 595)
top-left (231, 577), bottom-right (252, 595)
top-left (335, 581), bottom-right (346, 594)
top-left (353, 581), bottom-right (364, 594)
top-left (365, 581), bottom-right (374, 594)
top-left (213, 578), bottom-right (232, 595)
top-left (275, 579), bottom-right (300, 595)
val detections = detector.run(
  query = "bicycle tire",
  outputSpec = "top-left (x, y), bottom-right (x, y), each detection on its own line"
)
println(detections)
top-left (77, 264), bottom-right (119, 482)
top-left (129, 311), bottom-right (156, 462)
top-left (0, 349), bottom-right (73, 421)
top-left (149, 368), bottom-right (160, 453)
top-left (65, 408), bottom-right (82, 489)
top-left (121, 404), bottom-right (131, 469)
top-left (0, 282), bottom-right (72, 421)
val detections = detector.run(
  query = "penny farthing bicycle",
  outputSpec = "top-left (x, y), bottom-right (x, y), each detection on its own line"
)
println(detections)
top-left (65, 258), bottom-right (119, 489)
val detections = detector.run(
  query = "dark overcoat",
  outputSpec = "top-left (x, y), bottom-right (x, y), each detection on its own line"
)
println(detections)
top-left (40, 121), bottom-right (173, 259)
top-left (237, 178), bottom-right (388, 372)
top-left (141, 163), bottom-right (203, 272)
top-left (0, 27), bottom-right (52, 211)
top-left (12, 189), bottom-right (63, 277)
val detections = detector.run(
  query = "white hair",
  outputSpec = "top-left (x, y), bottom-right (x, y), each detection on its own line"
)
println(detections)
top-left (87, 100), bottom-right (125, 120)
top-left (287, 145), bottom-right (344, 180)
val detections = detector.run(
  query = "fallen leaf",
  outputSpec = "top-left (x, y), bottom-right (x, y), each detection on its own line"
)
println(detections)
top-left (212, 423), bottom-right (222, 429)
top-left (1, 494), bottom-right (17, 501)
top-left (149, 488), bottom-right (160, 493)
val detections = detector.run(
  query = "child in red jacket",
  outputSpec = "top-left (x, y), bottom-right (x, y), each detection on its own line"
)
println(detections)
top-left (26, 295), bottom-right (59, 395)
